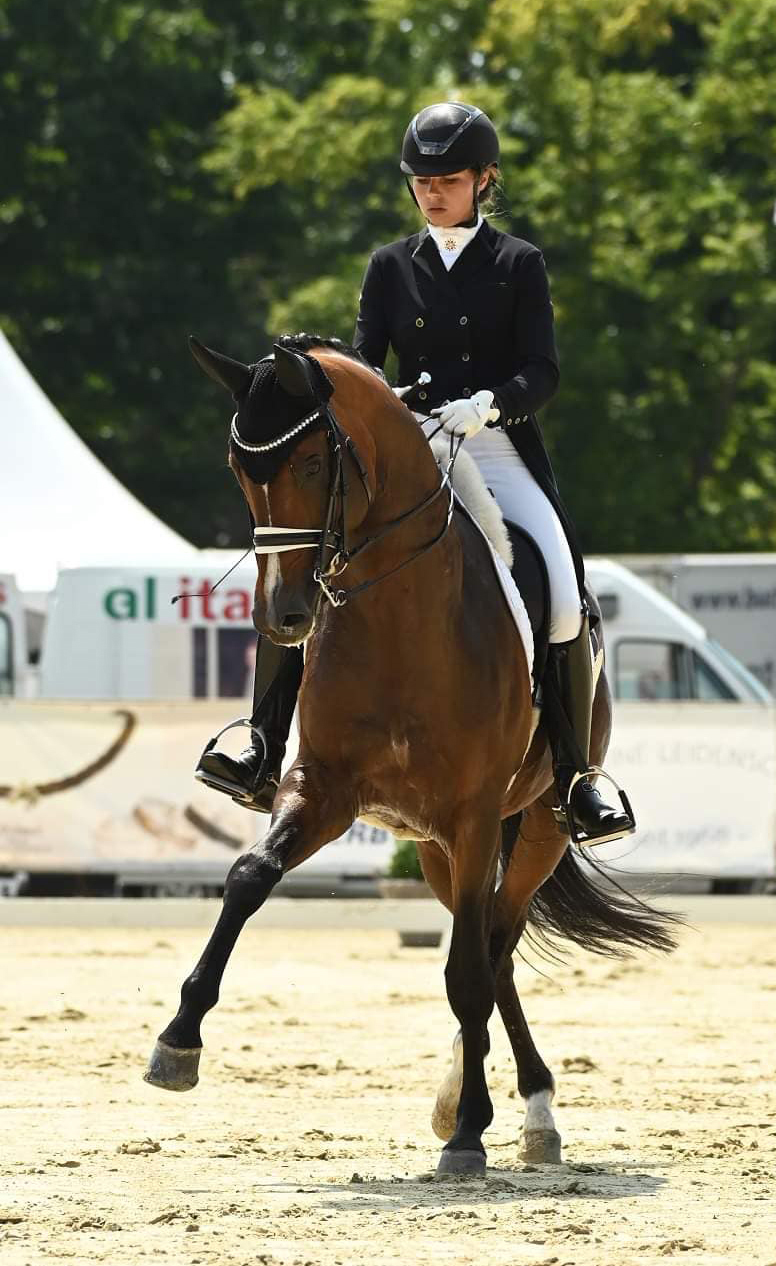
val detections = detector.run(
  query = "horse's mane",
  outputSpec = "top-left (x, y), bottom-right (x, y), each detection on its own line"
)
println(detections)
top-left (275, 333), bottom-right (386, 381)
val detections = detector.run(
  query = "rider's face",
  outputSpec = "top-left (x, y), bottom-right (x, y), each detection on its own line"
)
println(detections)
top-left (412, 168), bottom-right (490, 227)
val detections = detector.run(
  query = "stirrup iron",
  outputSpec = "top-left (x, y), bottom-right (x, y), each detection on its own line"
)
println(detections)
top-left (553, 766), bottom-right (636, 848)
top-left (194, 718), bottom-right (272, 812)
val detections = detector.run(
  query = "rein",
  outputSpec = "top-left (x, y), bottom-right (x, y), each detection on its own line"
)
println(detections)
top-left (231, 403), bottom-right (460, 608)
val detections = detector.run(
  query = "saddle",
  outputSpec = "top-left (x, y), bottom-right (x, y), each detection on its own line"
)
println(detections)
top-left (505, 522), bottom-right (602, 700)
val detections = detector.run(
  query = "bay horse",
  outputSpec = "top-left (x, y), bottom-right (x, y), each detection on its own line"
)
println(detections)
top-left (145, 334), bottom-right (678, 1178)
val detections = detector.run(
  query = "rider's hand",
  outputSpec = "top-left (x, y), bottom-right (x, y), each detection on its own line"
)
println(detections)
top-left (430, 390), bottom-right (500, 438)
top-left (392, 384), bottom-right (412, 399)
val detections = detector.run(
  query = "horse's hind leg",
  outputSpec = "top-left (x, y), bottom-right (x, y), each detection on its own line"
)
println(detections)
top-left (495, 944), bottom-right (561, 1163)
top-left (491, 804), bottom-right (569, 1164)
top-left (144, 769), bottom-right (350, 1092)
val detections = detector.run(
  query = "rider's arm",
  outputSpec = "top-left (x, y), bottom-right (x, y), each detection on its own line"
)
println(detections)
top-left (487, 250), bottom-right (560, 427)
top-left (353, 252), bottom-right (390, 371)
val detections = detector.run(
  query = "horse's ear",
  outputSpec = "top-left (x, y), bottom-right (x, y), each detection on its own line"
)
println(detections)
top-left (273, 343), bottom-right (318, 397)
top-left (189, 335), bottom-right (252, 396)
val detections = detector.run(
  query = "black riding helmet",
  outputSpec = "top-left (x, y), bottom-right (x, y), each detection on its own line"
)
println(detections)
top-left (400, 101), bottom-right (500, 177)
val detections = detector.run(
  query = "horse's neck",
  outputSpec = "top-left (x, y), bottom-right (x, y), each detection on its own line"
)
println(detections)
top-left (320, 412), bottom-right (458, 642)
top-left (369, 409), bottom-right (446, 531)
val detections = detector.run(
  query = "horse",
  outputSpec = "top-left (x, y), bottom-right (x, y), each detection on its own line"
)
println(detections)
top-left (144, 334), bottom-right (679, 1178)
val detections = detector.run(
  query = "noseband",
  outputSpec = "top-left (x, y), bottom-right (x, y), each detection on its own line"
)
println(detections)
top-left (230, 402), bottom-right (456, 608)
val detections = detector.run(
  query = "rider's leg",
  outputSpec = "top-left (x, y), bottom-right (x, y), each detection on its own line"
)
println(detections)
top-left (196, 637), bottom-right (304, 813)
top-left (543, 616), bottom-right (632, 840)
top-left (460, 429), bottom-right (631, 842)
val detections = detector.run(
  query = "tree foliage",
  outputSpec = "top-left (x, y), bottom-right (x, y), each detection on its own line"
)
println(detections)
top-left (2, 0), bottom-right (775, 551)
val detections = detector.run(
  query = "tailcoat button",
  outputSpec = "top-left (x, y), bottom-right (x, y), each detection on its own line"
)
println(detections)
top-left (462, 352), bottom-right (470, 362)
top-left (462, 387), bottom-right (471, 397)
top-left (419, 354), bottom-right (428, 362)
top-left (416, 317), bottom-right (424, 328)
top-left (459, 315), bottom-right (468, 325)
top-left (419, 391), bottom-right (427, 400)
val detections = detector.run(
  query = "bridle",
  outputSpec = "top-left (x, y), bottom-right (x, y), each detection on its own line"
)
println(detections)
top-left (230, 401), bottom-right (458, 608)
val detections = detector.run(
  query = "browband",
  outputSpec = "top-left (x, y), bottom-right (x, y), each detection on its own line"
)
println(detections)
top-left (230, 406), bottom-right (325, 454)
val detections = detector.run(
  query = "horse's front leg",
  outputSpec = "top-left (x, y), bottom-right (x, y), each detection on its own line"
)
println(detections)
top-left (435, 813), bottom-right (501, 1180)
top-left (144, 765), bottom-right (352, 1092)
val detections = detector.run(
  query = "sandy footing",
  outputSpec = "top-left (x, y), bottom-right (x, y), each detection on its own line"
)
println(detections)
top-left (1, 913), bottom-right (775, 1264)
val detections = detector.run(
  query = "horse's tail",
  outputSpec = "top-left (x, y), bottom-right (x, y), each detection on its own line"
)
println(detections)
top-left (524, 847), bottom-right (682, 958)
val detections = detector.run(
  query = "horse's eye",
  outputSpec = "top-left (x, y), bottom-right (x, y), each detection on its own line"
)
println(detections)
top-left (305, 456), bottom-right (322, 478)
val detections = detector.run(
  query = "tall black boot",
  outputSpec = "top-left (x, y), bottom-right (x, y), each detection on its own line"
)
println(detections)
top-left (195, 638), bottom-right (304, 813)
top-left (544, 613), bottom-right (635, 845)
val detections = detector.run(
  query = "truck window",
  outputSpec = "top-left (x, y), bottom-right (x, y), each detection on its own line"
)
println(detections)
top-left (614, 639), bottom-right (687, 700)
top-left (0, 614), bottom-right (12, 696)
top-left (691, 650), bottom-right (736, 701)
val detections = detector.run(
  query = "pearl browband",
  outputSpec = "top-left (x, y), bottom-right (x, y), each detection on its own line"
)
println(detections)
top-left (230, 406), bottom-right (325, 453)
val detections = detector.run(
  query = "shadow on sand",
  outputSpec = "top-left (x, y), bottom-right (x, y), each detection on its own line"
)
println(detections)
top-left (251, 1158), bottom-right (667, 1212)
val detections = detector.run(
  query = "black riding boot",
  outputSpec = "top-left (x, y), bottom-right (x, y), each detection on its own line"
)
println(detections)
top-left (195, 638), bottom-right (304, 813)
top-left (544, 613), bottom-right (635, 846)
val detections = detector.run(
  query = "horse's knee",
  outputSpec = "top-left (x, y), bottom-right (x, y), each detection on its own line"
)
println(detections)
top-left (225, 850), bottom-right (283, 916)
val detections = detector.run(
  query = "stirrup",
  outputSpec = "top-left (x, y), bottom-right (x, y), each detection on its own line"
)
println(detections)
top-left (194, 718), bottom-right (273, 812)
top-left (552, 766), bottom-right (636, 848)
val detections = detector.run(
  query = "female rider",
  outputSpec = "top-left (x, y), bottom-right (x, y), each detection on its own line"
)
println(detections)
top-left (198, 100), bottom-right (632, 845)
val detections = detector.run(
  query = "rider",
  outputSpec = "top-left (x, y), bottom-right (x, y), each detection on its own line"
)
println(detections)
top-left (197, 100), bottom-right (632, 845)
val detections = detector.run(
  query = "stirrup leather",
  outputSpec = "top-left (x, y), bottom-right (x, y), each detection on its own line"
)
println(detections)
top-left (552, 766), bottom-right (636, 848)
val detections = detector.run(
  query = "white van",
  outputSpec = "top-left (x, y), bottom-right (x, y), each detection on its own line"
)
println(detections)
top-left (586, 559), bottom-right (772, 705)
top-left (612, 553), bottom-right (776, 694)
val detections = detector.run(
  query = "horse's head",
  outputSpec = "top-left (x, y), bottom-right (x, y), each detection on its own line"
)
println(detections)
top-left (190, 336), bottom-right (377, 644)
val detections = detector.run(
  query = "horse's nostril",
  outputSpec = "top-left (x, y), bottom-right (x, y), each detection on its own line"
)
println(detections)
top-left (281, 612), bottom-right (308, 631)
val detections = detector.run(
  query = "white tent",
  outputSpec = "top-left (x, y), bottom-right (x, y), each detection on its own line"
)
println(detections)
top-left (0, 330), bottom-right (202, 591)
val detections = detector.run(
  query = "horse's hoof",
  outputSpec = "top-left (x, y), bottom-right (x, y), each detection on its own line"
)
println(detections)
top-left (143, 1040), bottom-right (201, 1092)
top-left (521, 1127), bottom-right (562, 1164)
top-left (434, 1147), bottom-right (487, 1180)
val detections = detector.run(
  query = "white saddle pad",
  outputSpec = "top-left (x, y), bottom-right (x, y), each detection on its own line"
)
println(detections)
top-left (453, 490), bottom-right (535, 693)
top-left (427, 432), bottom-right (534, 690)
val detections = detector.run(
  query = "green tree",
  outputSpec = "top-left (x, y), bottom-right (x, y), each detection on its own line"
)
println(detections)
top-left (3, 1), bottom-right (776, 553)
top-left (208, 0), bottom-right (776, 552)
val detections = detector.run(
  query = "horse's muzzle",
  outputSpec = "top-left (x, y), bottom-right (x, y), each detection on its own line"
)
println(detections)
top-left (254, 596), bottom-right (316, 646)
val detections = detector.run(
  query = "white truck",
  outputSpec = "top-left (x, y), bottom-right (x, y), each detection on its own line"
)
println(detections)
top-left (0, 559), bottom-right (773, 894)
top-left (615, 553), bottom-right (776, 695)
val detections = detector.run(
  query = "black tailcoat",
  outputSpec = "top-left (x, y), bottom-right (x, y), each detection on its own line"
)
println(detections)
top-left (353, 218), bottom-right (584, 591)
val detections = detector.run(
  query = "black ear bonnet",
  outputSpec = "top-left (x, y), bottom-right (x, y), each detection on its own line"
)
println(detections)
top-left (230, 353), bottom-right (334, 484)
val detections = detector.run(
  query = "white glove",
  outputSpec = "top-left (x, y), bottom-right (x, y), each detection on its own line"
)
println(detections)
top-left (430, 389), bottom-right (500, 438)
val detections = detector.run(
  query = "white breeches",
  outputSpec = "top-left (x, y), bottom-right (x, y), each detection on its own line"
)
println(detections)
top-left (440, 424), bottom-right (583, 644)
